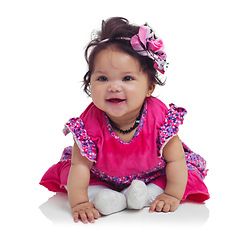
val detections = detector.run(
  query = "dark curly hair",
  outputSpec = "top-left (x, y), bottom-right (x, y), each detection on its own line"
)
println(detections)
top-left (83, 17), bottom-right (165, 96)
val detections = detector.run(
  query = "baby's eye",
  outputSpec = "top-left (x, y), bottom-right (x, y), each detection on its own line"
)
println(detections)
top-left (97, 76), bottom-right (108, 82)
top-left (123, 76), bottom-right (134, 81)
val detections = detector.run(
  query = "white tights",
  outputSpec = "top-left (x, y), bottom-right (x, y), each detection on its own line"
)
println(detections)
top-left (84, 180), bottom-right (164, 215)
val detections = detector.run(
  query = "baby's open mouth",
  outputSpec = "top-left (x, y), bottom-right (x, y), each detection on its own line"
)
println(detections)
top-left (106, 98), bottom-right (126, 103)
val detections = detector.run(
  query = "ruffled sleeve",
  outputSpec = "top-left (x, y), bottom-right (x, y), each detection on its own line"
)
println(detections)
top-left (157, 104), bottom-right (187, 157)
top-left (63, 117), bottom-right (97, 162)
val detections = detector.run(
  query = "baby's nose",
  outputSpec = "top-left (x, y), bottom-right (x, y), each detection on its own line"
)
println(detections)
top-left (107, 81), bottom-right (122, 92)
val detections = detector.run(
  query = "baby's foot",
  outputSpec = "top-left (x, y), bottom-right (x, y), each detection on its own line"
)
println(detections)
top-left (123, 180), bottom-right (149, 210)
top-left (94, 189), bottom-right (127, 215)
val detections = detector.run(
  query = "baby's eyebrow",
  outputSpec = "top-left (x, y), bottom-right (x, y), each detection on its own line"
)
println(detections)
top-left (122, 70), bottom-right (142, 75)
top-left (93, 70), bottom-right (106, 74)
top-left (123, 71), bottom-right (135, 74)
top-left (92, 70), bottom-right (141, 75)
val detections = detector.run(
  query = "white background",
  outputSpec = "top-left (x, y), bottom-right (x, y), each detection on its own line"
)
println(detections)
top-left (1, 0), bottom-right (239, 239)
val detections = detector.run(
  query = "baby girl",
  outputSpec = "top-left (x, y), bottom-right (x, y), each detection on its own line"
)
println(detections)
top-left (40, 17), bottom-right (209, 224)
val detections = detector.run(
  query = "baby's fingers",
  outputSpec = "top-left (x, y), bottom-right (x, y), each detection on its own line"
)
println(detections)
top-left (73, 209), bottom-right (100, 224)
top-left (162, 203), bottom-right (171, 212)
top-left (92, 208), bottom-right (101, 220)
top-left (149, 199), bottom-right (164, 213)
top-left (79, 210), bottom-right (89, 224)
top-left (85, 209), bottom-right (98, 223)
top-left (73, 211), bottom-right (80, 223)
top-left (72, 210), bottom-right (88, 224)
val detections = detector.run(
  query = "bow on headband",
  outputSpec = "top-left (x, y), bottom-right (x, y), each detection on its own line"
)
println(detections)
top-left (130, 26), bottom-right (168, 75)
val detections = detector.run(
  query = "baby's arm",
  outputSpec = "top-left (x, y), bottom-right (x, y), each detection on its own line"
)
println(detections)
top-left (150, 135), bottom-right (188, 212)
top-left (67, 141), bottom-right (100, 223)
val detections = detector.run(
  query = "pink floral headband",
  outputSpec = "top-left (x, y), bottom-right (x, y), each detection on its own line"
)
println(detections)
top-left (100, 26), bottom-right (168, 75)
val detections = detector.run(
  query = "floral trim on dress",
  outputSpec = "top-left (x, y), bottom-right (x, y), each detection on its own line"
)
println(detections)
top-left (155, 104), bottom-right (208, 180)
top-left (60, 146), bottom-right (73, 161)
top-left (182, 142), bottom-right (208, 179)
top-left (104, 101), bottom-right (147, 144)
top-left (90, 159), bottom-right (166, 191)
top-left (157, 103), bottom-right (187, 157)
top-left (63, 118), bottom-right (97, 162)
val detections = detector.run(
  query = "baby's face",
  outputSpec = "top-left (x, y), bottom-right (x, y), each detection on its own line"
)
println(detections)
top-left (90, 47), bottom-right (154, 122)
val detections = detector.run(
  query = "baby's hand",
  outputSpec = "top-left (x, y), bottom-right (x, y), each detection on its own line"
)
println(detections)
top-left (149, 193), bottom-right (180, 213)
top-left (71, 202), bottom-right (100, 224)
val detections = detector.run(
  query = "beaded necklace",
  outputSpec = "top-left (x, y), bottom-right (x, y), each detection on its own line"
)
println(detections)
top-left (107, 104), bottom-right (144, 134)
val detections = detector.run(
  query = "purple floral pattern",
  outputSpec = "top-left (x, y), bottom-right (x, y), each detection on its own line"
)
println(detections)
top-left (157, 104), bottom-right (187, 157)
top-left (63, 118), bottom-right (97, 162)
top-left (90, 161), bottom-right (166, 190)
top-left (60, 146), bottom-right (73, 161)
top-left (182, 142), bottom-right (208, 179)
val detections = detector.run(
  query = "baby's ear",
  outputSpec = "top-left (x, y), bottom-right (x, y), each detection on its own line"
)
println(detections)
top-left (147, 83), bottom-right (155, 97)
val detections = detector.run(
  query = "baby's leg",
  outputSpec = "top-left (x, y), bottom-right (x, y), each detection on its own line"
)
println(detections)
top-left (64, 185), bottom-right (110, 203)
top-left (122, 180), bottom-right (149, 209)
top-left (122, 180), bottom-right (164, 209)
top-left (145, 183), bottom-right (164, 206)
top-left (93, 187), bottom-right (127, 215)
top-left (65, 185), bottom-right (127, 215)
top-left (87, 185), bottom-right (110, 203)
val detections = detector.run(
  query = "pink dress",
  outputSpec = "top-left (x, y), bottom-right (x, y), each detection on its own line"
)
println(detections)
top-left (40, 97), bottom-right (209, 202)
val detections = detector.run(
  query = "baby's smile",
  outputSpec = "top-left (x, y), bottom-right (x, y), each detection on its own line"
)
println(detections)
top-left (106, 98), bottom-right (126, 103)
